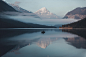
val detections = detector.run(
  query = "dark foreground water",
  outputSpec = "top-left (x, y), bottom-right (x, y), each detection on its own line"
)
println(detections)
top-left (0, 29), bottom-right (86, 57)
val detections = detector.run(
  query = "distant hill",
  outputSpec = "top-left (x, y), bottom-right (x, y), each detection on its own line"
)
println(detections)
top-left (54, 24), bottom-right (62, 28)
top-left (63, 7), bottom-right (86, 19)
top-left (0, 17), bottom-right (32, 28)
top-left (27, 23), bottom-right (56, 28)
top-left (0, 1), bottom-right (16, 12)
top-left (61, 18), bottom-right (86, 28)
top-left (0, 17), bottom-right (56, 28)
top-left (35, 7), bottom-right (58, 19)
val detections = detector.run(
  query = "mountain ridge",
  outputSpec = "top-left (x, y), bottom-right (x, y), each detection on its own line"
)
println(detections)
top-left (0, 1), bottom-right (17, 12)
top-left (63, 7), bottom-right (86, 19)
top-left (9, 4), bottom-right (40, 18)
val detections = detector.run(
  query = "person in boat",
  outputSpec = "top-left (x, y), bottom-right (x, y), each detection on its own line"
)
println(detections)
top-left (41, 31), bottom-right (45, 34)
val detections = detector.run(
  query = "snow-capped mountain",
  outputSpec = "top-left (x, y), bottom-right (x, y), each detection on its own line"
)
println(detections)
top-left (35, 7), bottom-right (58, 19)
top-left (10, 4), bottom-right (32, 13)
top-left (9, 4), bottom-right (39, 18)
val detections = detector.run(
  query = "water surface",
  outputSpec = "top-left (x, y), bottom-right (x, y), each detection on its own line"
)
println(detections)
top-left (0, 29), bottom-right (86, 57)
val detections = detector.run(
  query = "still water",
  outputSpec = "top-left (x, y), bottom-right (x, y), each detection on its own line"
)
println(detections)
top-left (0, 29), bottom-right (86, 57)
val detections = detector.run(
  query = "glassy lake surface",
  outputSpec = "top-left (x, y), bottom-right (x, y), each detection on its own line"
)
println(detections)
top-left (0, 29), bottom-right (86, 57)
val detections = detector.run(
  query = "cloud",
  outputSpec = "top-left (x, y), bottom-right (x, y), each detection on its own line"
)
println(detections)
top-left (3, 0), bottom-right (21, 3)
top-left (14, 1), bottom-right (21, 5)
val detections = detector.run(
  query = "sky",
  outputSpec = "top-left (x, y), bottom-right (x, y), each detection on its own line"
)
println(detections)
top-left (3, 0), bottom-right (86, 17)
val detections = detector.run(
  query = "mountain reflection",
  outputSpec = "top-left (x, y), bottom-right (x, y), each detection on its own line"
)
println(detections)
top-left (0, 29), bottom-right (47, 56)
top-left (62, 29), bottom-right (86, 39)
top-left (36, 38), bottom-right (58, 49)
top-left (62, 29), bottom-right (86, 49)
top-left (64, 37), bottom-right (86, 49)
top-left (10, 36), bottom-right (86, 51)
top-left (10, 37), bottom-right (58, 53)
top-left (10, 38), bottom-right (40, 53)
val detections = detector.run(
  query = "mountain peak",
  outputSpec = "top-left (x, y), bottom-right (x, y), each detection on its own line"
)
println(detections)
top-left (35, 7), bottom-right (50, 14)
top-left (35, 7), bottom-right (58, 19)
top-left (41, 7), bottom-right (46, 9)
top-left (39, 7), bottom-right (48, 11)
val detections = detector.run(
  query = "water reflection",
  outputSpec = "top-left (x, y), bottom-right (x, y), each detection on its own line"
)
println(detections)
top-left (36, 38), bottom-right (58, 49)
top-left (64, 37), bottom-right (86, 49)
top-left (0, 29), bottom-right (86, 57)
top-left (62, 29), bottom-right (86, 38)
top-left (63, 29), bottom-right (86, 49)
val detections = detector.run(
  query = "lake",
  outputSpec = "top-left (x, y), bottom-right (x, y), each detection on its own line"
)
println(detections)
top-left (0, 28), bottom-right (86, 57)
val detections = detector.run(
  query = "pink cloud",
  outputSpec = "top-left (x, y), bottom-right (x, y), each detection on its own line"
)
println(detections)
top-left (14, 1), bottom-right (21, 5)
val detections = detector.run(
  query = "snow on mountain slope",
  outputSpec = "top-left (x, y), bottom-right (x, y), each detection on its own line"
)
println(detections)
top-left (35, 7), bottom-right (58, 19)
top-left (9, 4), bottom-right (39, 18)
top-left (10, 4), bottom-right (32, 13)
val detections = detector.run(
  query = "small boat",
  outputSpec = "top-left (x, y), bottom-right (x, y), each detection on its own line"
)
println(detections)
top-left (41, 31), bottom-right (45, 34)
